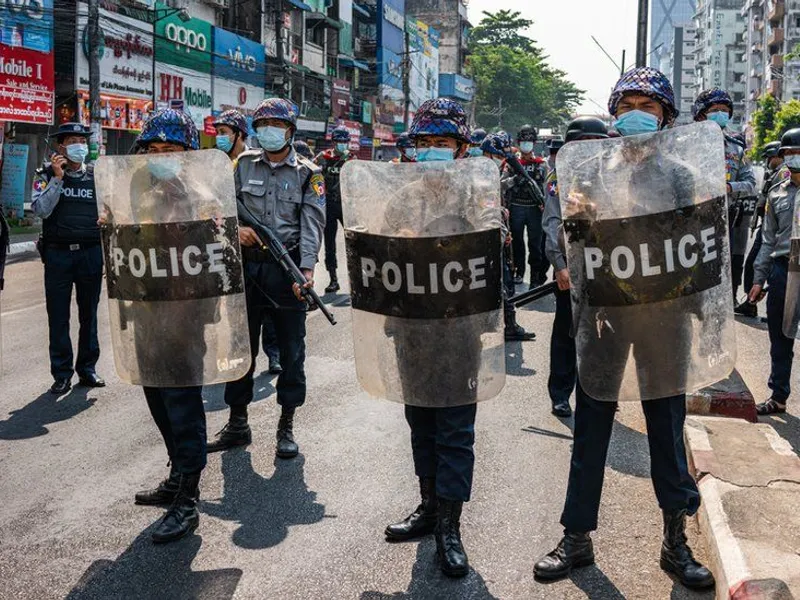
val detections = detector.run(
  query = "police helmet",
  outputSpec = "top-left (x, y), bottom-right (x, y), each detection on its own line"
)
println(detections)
top-left (608, 67), bottom-right (679, 127)
top-left (564, 116), bottom-right (610, 144)
top-left (409, 98), bottom-right (471, 144)
top-left (396, 132), bottom-right (414, 149)
top-left (518, 124), bottom-right (538, 142)
top-left (480, 131), bottom-right (511, 157)
top-left (213, 109), bottom-right (249, 136)
top-left (692, 88), bottom-right (734, 120)
top-left (136, 109), bottom-right (199, 150)
top-left (252, 98), bottom-right (299, 129)
top-left (779, 128), bottom-right (800, 155)
top-left (294, 140), bottom-right (314, 160)
top-left (547, 139), bottom-right (565, 153)
top-left (331, 126), bottom-right (351, 143)
top-left (762, 140), bottom-right (782, 159)
top-left (470, 128), bottom-right (487, 145)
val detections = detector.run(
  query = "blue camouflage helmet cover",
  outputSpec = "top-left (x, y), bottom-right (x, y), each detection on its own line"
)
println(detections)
top-left (395, 132), bottom-right (413, 148)
top-left (293, 140), bottom-right (314, 160)
top-left (470, 128), bottom-right (487, 145)
top-left (213, 109), bottom-right (249, 135)
top-left (136, 108), bottom-right (199, 150)
top-left (480, 131), bottom-right (511, 157)
top-left (408, 98), bottom-right (471, 143)
top-left (331, 126), bottom-right (351, 142)
top-left (252, 98), bottom-right (299, 128)
top-left (608, 67), bottom-right (679, 126)
top-left (692, 88), bottom-right (734, 120)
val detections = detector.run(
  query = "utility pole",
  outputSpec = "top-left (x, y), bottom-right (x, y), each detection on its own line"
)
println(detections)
top-left (88, 0), bottom-right (102, 159)
top-left (621, 49), bottom-right (626, 76)
top-left (636, 0), bottom-right (649, 67)
top-left (403, 26), bottom-right (411, 129)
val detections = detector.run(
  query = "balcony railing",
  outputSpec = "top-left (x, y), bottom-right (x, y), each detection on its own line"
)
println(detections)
top-left (768, 27), bottom-right (784, 47)
top-left (770, 79), bottom-right (782, 95)
top-left (768, 0), bottom-right (785, 24)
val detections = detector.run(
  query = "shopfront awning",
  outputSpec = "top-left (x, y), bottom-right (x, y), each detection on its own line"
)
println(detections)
top-left (285, 0), bottom-right (312, 11)
top-left (353, 3), bottom-right (371, 18)
top-left (307, 12), bottom-right (343, 29)
top-left (339, 56), bottom-right (370, 71)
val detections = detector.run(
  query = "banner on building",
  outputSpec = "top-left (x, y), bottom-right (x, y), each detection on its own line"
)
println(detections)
top-left (0, 0), bottom-right (55, 125)
top-left (406, 20), bottom-right (440, 112)
top-left (155, 2), bottom-right (212, 74)
top-left (0, 143), bottom-right (29, 216)
top-left (332, 79), bottom-right (351, 119)
top-left (212, 79), bottom-right (265, 134)
top-left (155, 62), bottom-right (213, 135)
top-left (213, 27), bottom-right (266, 87)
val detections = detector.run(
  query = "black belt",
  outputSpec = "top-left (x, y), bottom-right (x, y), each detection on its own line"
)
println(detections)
top-left (45, 241), bottom-right (101, 251)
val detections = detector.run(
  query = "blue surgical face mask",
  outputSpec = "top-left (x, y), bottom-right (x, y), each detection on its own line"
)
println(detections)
top-left (416, 147), bottom-right (455, 162)
top-left (403, 148), bottom-right (417, 160)
top-left (706, 110), bottom-right (730, 129)
top-left (148, 157), bottom-right (183, 180)
top-left (467, 147), bottom-right (483, 157)
top-left (784, 155), bottom-right (800, 172)
top-left (335, 143), bottom-right (349, 155)
top-left (216, 134), bottom-right (234, 153)
top-left (520, 141), bottom-right (534, 154)
top-left (614, 109), bottom-right (660, 137)
top-left (256, 125), bottom-right (289, 152)
top-left (65, 143), bottom-right (89, 164)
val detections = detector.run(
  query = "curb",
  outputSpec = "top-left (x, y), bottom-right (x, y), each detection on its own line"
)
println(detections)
top-left (687, 369), bottom-right (757, 423)
top-left (8, 241), bottom-right (37, 257)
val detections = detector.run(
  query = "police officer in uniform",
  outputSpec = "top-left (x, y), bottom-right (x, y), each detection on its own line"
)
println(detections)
top-left (209, 98), bottom-right (326, 457)
top-left (747, 128), bottom-right (800, 416)
top-left (543, 117), bottom-right (609, 418)
top-left (546, 138), bottom-right (563, 172)
top-left (294, 140), bottom-right (315, 161)
top-left (534, 68), bottom-right (714, 591)
top-left (393, 132), bottom-right (416, 163)
top-left (32, 123), bottom-right (105, 395)
top-left (315, 126), bottom-right (355, 294)
top-left (467, 128), bottom-right (487, 157)
top-left (693, 89), bottom-right (756, 303)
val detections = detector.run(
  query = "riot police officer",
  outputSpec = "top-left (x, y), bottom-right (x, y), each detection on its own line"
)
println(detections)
top-left (210, 98), bottom-right (326, 457)
top-left (543, 117), bottom-right (609, 418)
top-left (467, 128), bottom-right (487, 157)
top-left (393, 132), bottom-right (416, 163)
top-left (32, 123), bottom-right (105, 395)
top-left (294, 140), bottom-right (315, 161)
top-left (546, 138), bottom-right (563, 172)
top-left (534, 68), bottom-right (714, 591)
top-left (505, 124), bottom-right (548, 287)
top-left (747, 128), bottom-right (800, 415)
top-left (693, 89), bottom-right (756, 303)
top-left (315, 126), bottom-right (355, 294)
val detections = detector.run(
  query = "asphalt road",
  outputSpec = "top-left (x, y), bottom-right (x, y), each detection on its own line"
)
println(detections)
top-left (1, 243), bottom-right (795, 600)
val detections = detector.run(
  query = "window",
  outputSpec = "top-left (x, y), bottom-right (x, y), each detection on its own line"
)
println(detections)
top-left (306, 20), bottom-right (325, 47)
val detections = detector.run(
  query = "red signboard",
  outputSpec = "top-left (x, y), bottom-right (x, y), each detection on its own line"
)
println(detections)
top-left (331, 79), bottom-right (351, 120)
top-left (0, 45), bottom-right (54, 125)
top-left (77, 91), bottom-right (151, 131)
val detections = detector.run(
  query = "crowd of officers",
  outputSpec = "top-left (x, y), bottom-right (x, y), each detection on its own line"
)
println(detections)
top-left (20, 62), bottom-right (796, 590)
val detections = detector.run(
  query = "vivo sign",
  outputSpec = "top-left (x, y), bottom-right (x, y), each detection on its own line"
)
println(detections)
top-left (165, 23), bottom-right (207, 53)
top-left (213, 27), bottom-right (266, 86)
top-left (228, 45), bottom-right (256, 72)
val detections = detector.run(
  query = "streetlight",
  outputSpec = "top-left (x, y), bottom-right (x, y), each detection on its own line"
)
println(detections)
top-left (151, 7), bottom-right (191, 107)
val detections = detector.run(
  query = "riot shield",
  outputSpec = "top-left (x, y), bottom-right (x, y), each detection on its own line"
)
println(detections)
top-left (556, 121), bottom-right (736, 402)
top-left (783, 202), bottom-right (800, 338)
top-left (340, 158), bottom-right (505, 407)
top-left (94, 149), bottom-right (251, 387)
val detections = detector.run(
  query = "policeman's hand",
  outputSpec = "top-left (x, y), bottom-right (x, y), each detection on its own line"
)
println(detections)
top-left (505, 232), bottom-right (512, 246)
top-left (239, 226), bottom-right (260, 247)
top-left (555, 268), bottom-right (571, 291)
top-left (748, 284), bottom-right (766, 304)
top-left (51, 155), bottom-right (68, 179)
top-left (293, 268), bottom-right (315, 302)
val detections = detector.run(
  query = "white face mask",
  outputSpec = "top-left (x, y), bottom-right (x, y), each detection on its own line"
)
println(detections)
top-left (784, 155), bottom-right (800, 171)
top-left (520, 141), bottom-right (534, 154)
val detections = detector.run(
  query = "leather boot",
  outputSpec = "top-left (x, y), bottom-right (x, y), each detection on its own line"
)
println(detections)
top-left (435, 499), bottom-right (469, 578)
top-left (325, 272), bottom-right (340, 294)
top-left (135, 468), bottom-right (180, 506)
top-left (533, 531), bottom-right (595, 580)
top-left (384, 477), bottom-right (438, 541)
top-left (660, 509), bottom-right (715, 589)
top-left (151, 472), bottom-right (201, 544)
top-left (276, 407), bottom-right (299, 459)
top-left (207, 406), bottom-right (251, 453)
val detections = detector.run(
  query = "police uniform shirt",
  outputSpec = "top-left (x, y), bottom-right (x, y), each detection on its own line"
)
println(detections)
top-left (542, 168), bottom-right (567, 272)
top-left (32, 164), bottom-right (100, 243)
top-left (753, 179), bottom-right (798, 287)
top-left (235, 147), bottom-right (326, 270)
top-left (315, 149), bottom-right (355, 204)
top-left (724, 134), bottom-right (756, 199)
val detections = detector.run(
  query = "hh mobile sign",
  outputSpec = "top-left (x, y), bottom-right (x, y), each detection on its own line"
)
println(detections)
top-left (0, 0), bottom-right (55, 125)
top-left (154, 1), bottom-right (212, 73)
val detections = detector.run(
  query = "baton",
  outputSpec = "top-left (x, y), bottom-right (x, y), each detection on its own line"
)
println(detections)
top-left (504, 152), bottom-right (545, 207)
top-left (509, 281), bottom-right (558, 308)
top-left (237, 202), bottom-right (337, 326)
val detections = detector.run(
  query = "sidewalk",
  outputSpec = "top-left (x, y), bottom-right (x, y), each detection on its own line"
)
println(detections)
top-left (685, 416), bottom-right (800, 600)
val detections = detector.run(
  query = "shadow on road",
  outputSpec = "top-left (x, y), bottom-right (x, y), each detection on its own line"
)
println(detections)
top-left (505, 341), bottom-right (536, 377)
top-left (762, 411), bottom-right (800, 458)
top-left (0, 387), bottom-right (96, 440)
top-left (202, 372), bottom-right (277, 413)
top-left (202, 450), bottom-right (326, 550)
top-left (567, 564), bottom-right (627, 599)
top-left (360, 540), bottom-right (499, 600)
top-left (733, 314), bottom-right (769, 331)
top-left (606, 419), bottom-right (650, 479)
top-left (521, 425), bottom-right (573, 441)
top-left (65, 533), bottom-right (242, 600)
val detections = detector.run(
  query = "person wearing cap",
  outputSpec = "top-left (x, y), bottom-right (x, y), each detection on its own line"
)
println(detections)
top-left (534, 68), bottom-right (714, 591)
top-left (210, 98), bottom-right (326, 458)
top-left (542, 117), bottom-right (609, 419)
top-left (315, 126), bottom-right (356, 294)
top-left (32, 123), bottom-right (105, 395)
top-left (747, 128), bottom-right (800, 416)
top-left (546, 138), bottom-right (563, 171)
top-left (392, 132), bottom-right (416, 163)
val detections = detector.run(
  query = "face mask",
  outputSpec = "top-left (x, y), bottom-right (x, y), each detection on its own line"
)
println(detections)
top-left (256, 125), bottom-right (289, 152)
top-left (216, 134), bottom-right (234, 153)
top-left (65, 143), bottom-right (89, 164)
top-left (467, 147), bottom-right (483, 157)
top-left (403, 148), bottom-right (417, 160)
top-left (148, 157), bottom-right (183, 180)
top-left (520, 141), bottom-right (534, 154)
top-left (614, 109), bottom-right (660, 137)
top-left (493, 157), bottom-right (505, 168)
top-left (784, 155), bottom-right (800, 172)
top-left (335, 143), bottom-right (349, 155)
top-left (706, 111), bottom-right (730, 129)
top-left (416, 147), bottom-right (455, 162)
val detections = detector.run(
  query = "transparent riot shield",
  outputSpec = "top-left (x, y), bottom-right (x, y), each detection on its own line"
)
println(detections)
top-left (94, 149), bottom-right (251, 387)
top-left (340, 157), bottom-right (505, 407)
top-left (556, 121), bottom-right (736, 401)
top-left (784, 202), bottom-right (800, 338)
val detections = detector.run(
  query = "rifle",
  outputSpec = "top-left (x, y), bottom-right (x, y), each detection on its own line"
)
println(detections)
top-left (504, 152), bottom-right (545, 207)
top-left (237, 202), bottom-right (337, 326)
top-left (509, 281), bottom-right (558, 308)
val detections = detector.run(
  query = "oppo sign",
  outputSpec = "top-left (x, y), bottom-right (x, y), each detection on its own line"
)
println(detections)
top-left (165, 23), bottom-right (207, 53)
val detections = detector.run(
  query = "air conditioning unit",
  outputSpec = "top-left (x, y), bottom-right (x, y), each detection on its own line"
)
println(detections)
top-left (202, 0), bottom-right (230, 8)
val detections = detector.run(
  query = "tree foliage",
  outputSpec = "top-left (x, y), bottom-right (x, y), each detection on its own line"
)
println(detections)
top-left (749, 93), bottom-right (778, 160)
top-left (771, 99), bottom-right (800, 143)
top-left (467, 11), bottom-right (583, 133)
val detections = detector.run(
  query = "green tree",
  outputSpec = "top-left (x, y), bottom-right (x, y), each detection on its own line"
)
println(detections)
top-left (469, 10), bottom-right (540, 55)
top-left (749, 93), bottom-right (779, 160)
top-left (770, 99), bottom-right (800, 144)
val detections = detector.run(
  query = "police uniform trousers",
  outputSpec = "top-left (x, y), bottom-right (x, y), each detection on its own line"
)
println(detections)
top-left (548, 288), bottom-right (576, 405)
top-left (144, 386), bottom-right (207, 475)
top-left (510, 203), bottom-right (545, 281)
top-left (560, 384), bottom-right (701, 532)
top-left (743, 227), bottom-right (764, 295)
top-left (44, 244), bottom-right (103, 380)
top-left (224, 252), bottom-right (307, 409)
top-left (405, 404), bottom-right (477, 502)
top-left (324, 200), bottom-right (344, 274)
top-left (262, 314), bottom-right (280, 362)
top-left (766, 257), bottom-right (795, 403)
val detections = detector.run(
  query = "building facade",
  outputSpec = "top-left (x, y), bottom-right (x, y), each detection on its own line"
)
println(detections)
top-left (660, 25), bottom-right (699, 123)
top-left (649, 0), bottom-right (698, 66)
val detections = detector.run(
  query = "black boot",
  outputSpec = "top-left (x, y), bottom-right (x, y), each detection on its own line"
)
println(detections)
top-left (151, 472), bottom-right (200, 544)
top-left (435, 499), bottom-right (469, 578)
top-left (533, 531), bottom-right (594, 580)
top-left (135, 468), bottom-right (180, 506)
top-left (276, 407), bottom-right (299, 459)
top-left (325, 272), bottom-right (340, 294)
top-left (385, 477), bottom-right (438, 541)
top-left (660, 509), bottom-right (715, 589)
top-left (207, 406), bottom-right (251, 453)
top-left (734, 300), bottom-right (757, 318)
